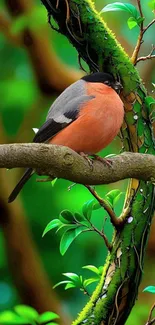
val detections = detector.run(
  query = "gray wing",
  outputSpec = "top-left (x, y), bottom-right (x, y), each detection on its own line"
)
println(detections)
top-left (33, 80), bottom-right (94, 143)
top-left (46, 79), bottom-right (87, 120)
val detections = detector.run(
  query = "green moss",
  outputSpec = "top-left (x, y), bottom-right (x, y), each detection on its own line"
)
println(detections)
top-left (41, 0), bottom-right (155, 324)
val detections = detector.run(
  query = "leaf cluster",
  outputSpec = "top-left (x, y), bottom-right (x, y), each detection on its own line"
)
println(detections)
top-left (101, 1), bottom-right (154, 29)
top-left (53, 265), bottom-right (103, 296)
top-left (43, 190), bottom-right (123, 255)
top-left (0, 305), bottom-right (59, 325)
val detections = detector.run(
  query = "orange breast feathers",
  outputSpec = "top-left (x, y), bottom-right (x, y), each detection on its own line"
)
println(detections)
top-left (50, 82), bottom-right (124, 154)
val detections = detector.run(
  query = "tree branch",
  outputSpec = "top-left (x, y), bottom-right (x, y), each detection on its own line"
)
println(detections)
top-left (136, 45), bottom-right (155, 64)
top-left (1, 143), bottom-right (155, 185)
top-left (131, 1), bottom-right (155, 65)
top-left (85, 185), bottom-right (123, 228)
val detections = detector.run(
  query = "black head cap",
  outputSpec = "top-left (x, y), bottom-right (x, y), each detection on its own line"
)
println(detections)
top-left (82, 72), bottom-right (122, 94)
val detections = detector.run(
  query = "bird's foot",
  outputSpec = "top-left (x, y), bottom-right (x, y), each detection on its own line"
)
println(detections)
top-left (92, 154), bottom-right (112, 167)
top-left (79, 152), bottom-right (93, 169)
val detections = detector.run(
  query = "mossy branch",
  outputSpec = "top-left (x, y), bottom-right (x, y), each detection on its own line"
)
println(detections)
top-left (1, 144), bottom-right (155, 184)
top-left (40, 1), bottom-right (155, 325)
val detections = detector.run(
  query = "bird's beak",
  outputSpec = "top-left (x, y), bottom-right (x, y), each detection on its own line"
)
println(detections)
top-left (113, 81), bottom-right (123, 94)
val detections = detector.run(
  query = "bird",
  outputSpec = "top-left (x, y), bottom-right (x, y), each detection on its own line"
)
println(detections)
top-left (8, 72), bottom-right (124, 203)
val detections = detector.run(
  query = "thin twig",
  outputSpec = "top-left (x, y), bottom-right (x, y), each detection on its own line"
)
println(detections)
top-left (147, 303), bottom-right (155, 324)
top-left (79, 210), bottom-right (112, 251)
top-left (131, 0), bottom-right (144, 65)
top-left (85, 185), bottom-right (124, 228)
top-left (143, 19), bottom-right (155, 35)
top-left (90, 221), bottom-right (112, 251)
top-left (82, 285), bottom-right (91, 297)
top-left (136, 45), bottom-right (155, 64)
top-left (149, 318), bottom-right (155, 325)
top-left (137, 0), bottom-right (144, 27)
top-left (131, 1), bottom-right (155, 65)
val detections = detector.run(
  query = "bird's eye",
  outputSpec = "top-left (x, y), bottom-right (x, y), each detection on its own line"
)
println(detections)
top-left (104, 81), bottom-right (110, 85)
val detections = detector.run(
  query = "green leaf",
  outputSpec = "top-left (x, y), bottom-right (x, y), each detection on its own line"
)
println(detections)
top-left (65, 282), bottom-right (77, 290)
top-left (98, 266), bottom-right (104, 275)
top-left (113, 193), bottom-right (123, 206)
top-left (83, 277), bottom-right (99, 287)
top-left (79, 220), bottom-right (91, 227)
top-left (137, 17), bottom-right (145, 25)
top-left (105, 189), bottom-right (122, 208)
top-left (145, 96), bottom-right (155, 107)
top-left (100, 2), bottom-right (139, 19)
top-left (74, 212), bottom-right (85, 222)
top-left (53, 280), bottom-right (71, 289)
top-left (143, 286), bottom-right (155, 293)
top-left (56, 224), bottom-right (77, 234)
top-left (82, 199), bottom-right (94, 220)
top-left (39, 311), bottom-right (59, 323)
top-left (14, 305), bottom-right (38, 321)
top-left (0, 311), bottom-right (28, 325)
top-left (59, 210), bottom-right (74, 223)
top-left (92, 201), bottom-right (101, 210)
top-left (63, 273), bottom-right (81, 285)
top-left (51, 178), bottom-right (57, 187)
top-left (60, 226), bottom-right (87, 255)
top-left (42, 219), bottom-right (62, 237)
top-left (83, 265), bottom-right (100, 275)
top-left (127, 17), bottom-right (138, 29)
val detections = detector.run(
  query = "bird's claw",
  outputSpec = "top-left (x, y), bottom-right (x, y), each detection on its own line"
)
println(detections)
top-left (92, 155), bottom-right (113, 167)
top-left (79, 152), bottom-right (94, 170)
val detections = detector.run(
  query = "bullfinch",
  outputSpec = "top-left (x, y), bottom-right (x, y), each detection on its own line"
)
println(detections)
top-left (8, 72), bottom-right (124, 203)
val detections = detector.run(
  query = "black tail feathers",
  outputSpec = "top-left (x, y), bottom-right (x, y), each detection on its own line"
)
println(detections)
top-left (8, 168), bottom-right (33, 203)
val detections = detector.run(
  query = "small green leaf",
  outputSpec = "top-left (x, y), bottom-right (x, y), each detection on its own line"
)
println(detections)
top-left (39, 311), bottom-right (59, 323)
top-left (82, 199), bottom-right (94, 220)
top-left (60, 226), bottom-right (87, 255)
top-left (63, 272), bottom-right (81, 284)
top-left (145, 96), bottom-right (155, 107)
top-left (59, 210), bottom-right (74, 224)
top-left (74, 212), bottom-right (85, 222)
top-left (0, 311), bottom-right (28, 325)
top-left (100, 2), bottom-right (139, 19)
top-left (42, 219), bottom-right (62, 237)
top-left (143, 286), bottom-right (155, 293)
top-left (98, 266), bottom-right (104, 275)
top-left (105, 189), bottom-right (122, 208)
top-left (53, 280), bottom-right (71, 289)
top-left (51, 178), bottom-right (57, 187)
top-left (113, 193), bottom-right (123, 206)
top-left (83, 277), bottom-right (99, 287)
top-left (79, 220), bottom-right (90, 227)
top-left (137, 17), bottom-right (145, 25)
top-left (127, 17), bottom-right (138, 29)
top-left (82, 265), bottom-right (100, 275)
top-left (14, 305), bottom-right (38, 321)
top-left (56, 224), bottom-right (77, 234)
top-left (92, 201), bottom-right (101, 210)
top-left (65, 282), bottom-right (77, 290)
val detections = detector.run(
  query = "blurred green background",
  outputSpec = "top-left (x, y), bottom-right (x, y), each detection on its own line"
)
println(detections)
top-left (0, 0), bottom-right (155, 324)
